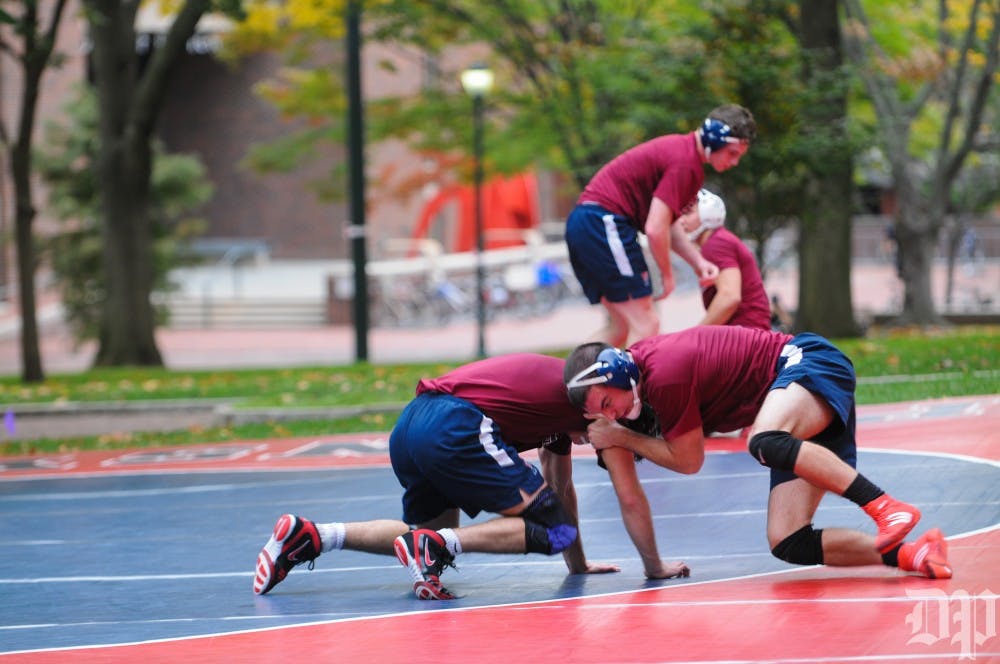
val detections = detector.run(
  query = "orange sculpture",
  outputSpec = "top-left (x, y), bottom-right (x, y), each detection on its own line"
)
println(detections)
top-left (410, 172), bottom-right (540, 252)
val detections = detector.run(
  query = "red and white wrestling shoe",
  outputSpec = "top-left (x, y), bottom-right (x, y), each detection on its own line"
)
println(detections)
top-left (253, 514), bottom-right (321, 595)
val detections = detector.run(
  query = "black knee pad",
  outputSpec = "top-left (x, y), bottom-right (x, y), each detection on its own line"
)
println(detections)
top-left (749, 430), bottom-right (802, 471)
top-left (522, 487), bottom-right (578, 555)
top-left (771, 524), bottom-right (824, 566)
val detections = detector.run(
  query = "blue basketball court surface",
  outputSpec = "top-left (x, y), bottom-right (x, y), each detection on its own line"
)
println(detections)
top-left (1, 395), bottom-right (997, 662)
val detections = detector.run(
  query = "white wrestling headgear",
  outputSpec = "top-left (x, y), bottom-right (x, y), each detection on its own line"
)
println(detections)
top-left (687, 189), bottom-right (727, 241)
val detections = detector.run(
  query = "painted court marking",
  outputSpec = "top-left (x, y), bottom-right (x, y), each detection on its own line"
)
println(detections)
top-left (0, 395), bottom-right (997, 662)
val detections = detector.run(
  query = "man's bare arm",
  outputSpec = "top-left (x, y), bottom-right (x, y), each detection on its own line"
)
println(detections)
top-left (587, 418), bottom-right (706, 475)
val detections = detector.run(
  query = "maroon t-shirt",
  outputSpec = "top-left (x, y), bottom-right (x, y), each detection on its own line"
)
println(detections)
top-left (700, 228), bottom-right (772, 330)
top-left (578, 132), bottom-right (704, 230)
top-left (629, 326), bottom-right (793, 438)
top-left (416, 354), bottom-right (589, 453)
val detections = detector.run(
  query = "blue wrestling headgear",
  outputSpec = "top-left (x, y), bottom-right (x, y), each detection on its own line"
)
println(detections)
top-left (566, 347), bottom-right (639, 391)
top-left (700, 118), bottom-right (741, 157)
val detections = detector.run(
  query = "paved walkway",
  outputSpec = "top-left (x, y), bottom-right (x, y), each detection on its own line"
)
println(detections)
top-left (0, 284), bottom-right (710, 375)
top-left (0, 261), bottom-right (995, 376)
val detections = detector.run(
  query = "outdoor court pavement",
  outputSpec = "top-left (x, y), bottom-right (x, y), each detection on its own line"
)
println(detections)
top-left (0, 394), bottom-right (997, 662)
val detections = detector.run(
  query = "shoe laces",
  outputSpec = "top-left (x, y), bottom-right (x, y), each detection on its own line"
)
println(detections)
top-left (292, 547), bottom-right (318, 569)
top-left (433, 557), bottom-right (457, 577)
top-left (427, 544), bottom-right (457, 576)
top-left (283, 533), bottom-right (319, 569)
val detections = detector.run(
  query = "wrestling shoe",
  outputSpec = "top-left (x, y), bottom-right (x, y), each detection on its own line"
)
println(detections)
top-left (899, 528), bottom-right (952, 579)
top-left (393, 528), bottom-right (456, 600)
top-left (253, 514), bottom-right (321, 595)
top-left (862, 495), bottom-right (921, 553)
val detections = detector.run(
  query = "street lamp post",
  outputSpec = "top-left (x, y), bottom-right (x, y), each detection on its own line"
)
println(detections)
top-left (461, 64), bottom-right (493, 358)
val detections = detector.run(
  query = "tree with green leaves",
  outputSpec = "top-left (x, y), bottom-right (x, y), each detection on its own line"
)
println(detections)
top-left (694, 2), bottom-right (804, 275)
top-left (0, 0), bottom-right (71, 382)
top-left (841, 0), bottom-right (999, 325)
top-left (234, 0), bottom-right (857, 334)
top-left (35, 86), bottom-right (212, 345)
top-left (228, 1), bottom-right (710, 195)
top-left (81, 0), bottom-right (243, 366)
top-left (674, 1), bottom-right (858, 337)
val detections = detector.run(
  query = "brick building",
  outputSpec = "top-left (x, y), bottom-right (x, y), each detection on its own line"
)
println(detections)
top-left (1, 3), bottom-right (535, 275)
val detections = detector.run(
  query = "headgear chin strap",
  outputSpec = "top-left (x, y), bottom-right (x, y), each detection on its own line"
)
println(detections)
top-left (625, 385), bottom-right (643, 420)
top-left (700, 118), bottom-right (742, 157)
top-left (566, 348), bottom-right (640, 391)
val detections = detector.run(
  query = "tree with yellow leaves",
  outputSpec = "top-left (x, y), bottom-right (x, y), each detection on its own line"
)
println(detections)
top-left (842, 0), bottom-right (999, 325)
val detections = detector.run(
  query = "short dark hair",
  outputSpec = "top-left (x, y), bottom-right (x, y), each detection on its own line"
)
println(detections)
top-left (563, 342), bottom-right (611, 408)
top-left (708, 104), bottom-right (757, 142)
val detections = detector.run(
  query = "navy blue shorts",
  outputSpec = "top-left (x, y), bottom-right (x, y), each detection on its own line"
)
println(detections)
top-left (388, 392), bottom-right (544, 524)
top-left (565, 203), bottom-right (652, 304)
top-left (768, 333), bottom-right (858, 489)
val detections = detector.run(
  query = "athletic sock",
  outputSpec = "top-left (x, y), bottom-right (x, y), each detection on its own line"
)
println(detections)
top-left (317, 522), bottom-right (346, 552)
top-left (881, 544), bottom-right (901, 568)
top-left (438, 528), bottom-right (462, 556)
top-left (842, 474), bottom-right (884, 506)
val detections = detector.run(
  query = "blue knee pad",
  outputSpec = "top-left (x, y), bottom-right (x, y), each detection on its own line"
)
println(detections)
top-left (522, 487), bottom-right (578, 554)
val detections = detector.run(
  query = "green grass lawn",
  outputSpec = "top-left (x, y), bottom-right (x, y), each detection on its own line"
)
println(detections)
top-left (1, 326), bottom-right (996, 456)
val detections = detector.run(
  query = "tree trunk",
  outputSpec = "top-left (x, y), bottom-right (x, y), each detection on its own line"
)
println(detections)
top-left (12, 55), bottom-right (46, 383)
top-left (93, 134), bottom-right (162, 366)
top-left (942, 216), bottom-right (963, 310)
top-left (797, 180), bottom-right (858, 336)
top-left (0, 142), bottom-right (9, 303)
top-left (795, 0), bottom-right (860, 337)
top-left (5, 0), bottom-right (70, 382)
top-left (12, 150), bottom-right (43, 382)
top-left (83, 0), bottom-right (208, 366)
top-left (894, 204), bottom-right (941, 325)
top-left (882, 164), bottom-right (945, 326)
top-left (87, 2), bottom-right (163, 367)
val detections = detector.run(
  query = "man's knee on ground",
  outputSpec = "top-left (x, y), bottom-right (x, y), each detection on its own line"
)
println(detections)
top-left (771, 524), bottom-right (824, 565)
top-left (748, 430), bottom-right (802, 470)
top-left (522, 487), bottom-right (578, 554)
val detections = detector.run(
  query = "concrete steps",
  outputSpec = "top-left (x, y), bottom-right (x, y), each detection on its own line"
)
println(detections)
top-left (162, 296), bottom-right (326, 329)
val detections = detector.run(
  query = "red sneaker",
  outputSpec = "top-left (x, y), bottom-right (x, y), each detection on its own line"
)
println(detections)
top-left (862, 495), bottom-right (921, 553)
top-left (899, 528), bottom-right (953, 579)
top-left (253, 514), bottom-right (321, 595)
top-left (393, 529), bottom-right (456, 600)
